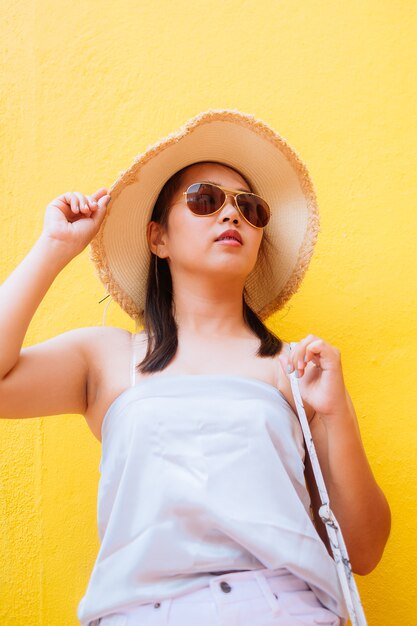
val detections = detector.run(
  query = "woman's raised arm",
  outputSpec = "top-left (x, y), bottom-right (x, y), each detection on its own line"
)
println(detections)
top-left (0, 188), bottom-right (111, 419)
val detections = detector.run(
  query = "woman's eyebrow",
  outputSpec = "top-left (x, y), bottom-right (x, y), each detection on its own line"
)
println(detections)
top-left (201, 180), bottom-right (250, 192)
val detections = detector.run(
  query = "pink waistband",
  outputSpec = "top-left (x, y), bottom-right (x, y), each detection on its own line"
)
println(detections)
top-left (174, 567), bottom-right (310, 604)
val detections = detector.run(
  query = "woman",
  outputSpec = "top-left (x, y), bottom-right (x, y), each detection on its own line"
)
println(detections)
top-left (0, 109), bottom-right (391, 626)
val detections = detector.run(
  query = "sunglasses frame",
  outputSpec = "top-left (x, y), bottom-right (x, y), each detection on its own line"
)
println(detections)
top-left (182, 182), bottom-right (270, 230)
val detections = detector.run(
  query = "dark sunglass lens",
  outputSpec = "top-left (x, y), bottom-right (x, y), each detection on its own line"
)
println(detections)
top-left (186, 183), bottom-right (224, 215)
top-left (237, 194), bottom-right (270, 227)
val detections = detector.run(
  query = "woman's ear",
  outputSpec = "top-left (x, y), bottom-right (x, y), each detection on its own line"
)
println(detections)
top-left (147, 221), bottom-right (168, 257)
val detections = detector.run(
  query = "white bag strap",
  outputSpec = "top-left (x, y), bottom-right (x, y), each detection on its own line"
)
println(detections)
top-left (288, 342), bottom-right (368, 626)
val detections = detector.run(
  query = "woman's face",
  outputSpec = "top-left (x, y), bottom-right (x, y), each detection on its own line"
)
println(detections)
top-left (148, 162), bottom-right (264, 288)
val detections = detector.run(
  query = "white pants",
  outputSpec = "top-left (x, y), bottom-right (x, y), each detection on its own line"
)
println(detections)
top-left (93, 567), bottom-right (343, 626)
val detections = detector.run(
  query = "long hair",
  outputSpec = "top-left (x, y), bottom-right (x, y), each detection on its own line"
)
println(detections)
top-left (137, 161), bottom-right (283, 374)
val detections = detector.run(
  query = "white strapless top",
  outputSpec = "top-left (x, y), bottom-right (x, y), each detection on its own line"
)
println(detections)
top-left (77, 334), bottom-right (348, 625)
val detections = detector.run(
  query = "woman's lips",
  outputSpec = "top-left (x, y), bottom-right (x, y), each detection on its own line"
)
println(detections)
top-left (215, 238), bottom-right (242, 246)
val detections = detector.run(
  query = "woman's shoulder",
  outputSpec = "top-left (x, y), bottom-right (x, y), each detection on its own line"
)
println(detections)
top-left (79, 325), bottom-right (137, 371)
top-left (81, 323), bottom-right (133, 345)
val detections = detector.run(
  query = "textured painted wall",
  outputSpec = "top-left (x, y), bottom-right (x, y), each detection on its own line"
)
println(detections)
top-left (1, 1), bottom-right (416, 624)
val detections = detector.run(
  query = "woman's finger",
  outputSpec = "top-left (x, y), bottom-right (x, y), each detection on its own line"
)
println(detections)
top-left (76, 193), bottom-right (95, 215)
top-left (68, 193), bottom-right (79, 214)
top-left (72, 191), bottom-right (86, 214)
top-left (297, 338), bottom-right (337, 376)
top-left (87, 196), bottom-right (98, 210)
top-left (91, 187), bottom-right (110, 201)
top-left (287, 336), bottom-right (308, 374)
top-left (289, 335), bottom-right (324, 377)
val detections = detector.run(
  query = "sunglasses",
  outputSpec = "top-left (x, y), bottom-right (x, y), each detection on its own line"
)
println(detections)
top-left (182, 182), bottom-right (271, 229)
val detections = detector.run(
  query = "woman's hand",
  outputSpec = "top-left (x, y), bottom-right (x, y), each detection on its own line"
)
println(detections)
top-left (280, 336), bottom-right (391, 572)
top-left (278, 335), bottom-right (349, 423)
top-left (41, 188), bottom-right (111, 259)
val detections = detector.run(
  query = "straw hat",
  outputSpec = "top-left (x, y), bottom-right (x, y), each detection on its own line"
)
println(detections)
top-left (89, 108), bottom-right (320, 325)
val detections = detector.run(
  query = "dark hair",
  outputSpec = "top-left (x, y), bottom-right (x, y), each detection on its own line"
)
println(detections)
top-left (137, 161), bottom-right (283, 374)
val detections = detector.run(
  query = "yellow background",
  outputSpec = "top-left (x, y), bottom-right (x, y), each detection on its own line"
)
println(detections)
top-left (1, 1), bottom-right (416, 624)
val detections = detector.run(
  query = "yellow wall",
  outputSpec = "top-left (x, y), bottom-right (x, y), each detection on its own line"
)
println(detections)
top-left (1, 1), bottom-right (415, 624)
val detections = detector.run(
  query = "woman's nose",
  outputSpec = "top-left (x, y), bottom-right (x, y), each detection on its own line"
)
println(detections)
top-left (219, 195), bottom-right (241, 222)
